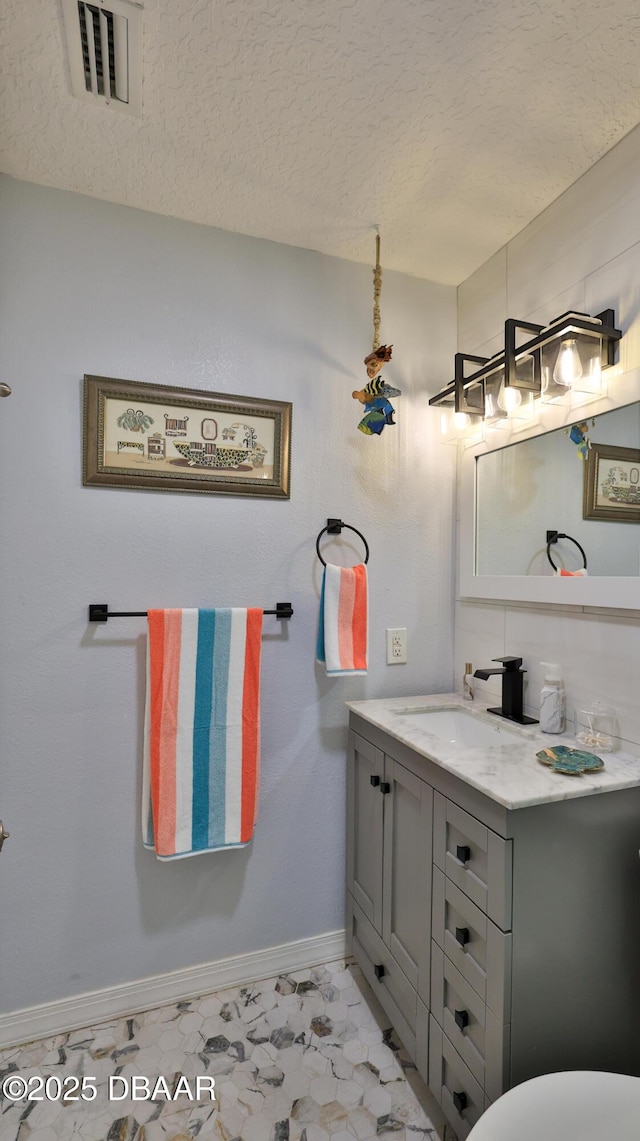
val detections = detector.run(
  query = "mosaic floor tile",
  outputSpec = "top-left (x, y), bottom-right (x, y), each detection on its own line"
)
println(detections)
top-left (0, 961), bottom-right (452, 1141)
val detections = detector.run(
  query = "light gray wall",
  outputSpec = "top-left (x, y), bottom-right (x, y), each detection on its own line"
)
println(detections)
top-left (455, 124), bottom-right (640, 749)
top-left (0, 177), bottom-right (456, 1014)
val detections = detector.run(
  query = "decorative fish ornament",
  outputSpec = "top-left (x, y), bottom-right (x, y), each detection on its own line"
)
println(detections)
top-left (357, 397), bottom-right (396, 436)
top-left (357, 349), bottom-right (402, 435)
top-left (352, 376), bottom-right (402, 404)
top-left (565, 419), bottom-right (595, 461)
top-left (363, 344), bottom-right (393, 379)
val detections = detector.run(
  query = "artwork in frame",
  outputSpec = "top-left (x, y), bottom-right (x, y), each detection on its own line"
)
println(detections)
top-left (83, 375), bottom-right (291, 498)
top-left (583, 442), bottom-right (640, 523)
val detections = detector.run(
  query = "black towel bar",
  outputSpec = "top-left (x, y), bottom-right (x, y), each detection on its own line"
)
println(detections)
top-left (89, 602), bottom-right (294, 623)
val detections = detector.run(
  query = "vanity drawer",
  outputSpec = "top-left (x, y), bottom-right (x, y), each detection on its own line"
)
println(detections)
top-left (348, 896), bottom-right (417, 1055)
top-left (432, 868), bottom-right (511, 1023)
top-left (433, 792), bottom-right (512, 930)
top-left (431, 941), bottom-right (510, 1102)
top-left (428, 1015), bottom-right (484, 1139)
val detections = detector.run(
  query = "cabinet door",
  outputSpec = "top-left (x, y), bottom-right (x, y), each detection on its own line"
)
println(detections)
top-left (347, 731), bottom-right (384, 932)
top-left (382, 757), bottom-right (432, 1003)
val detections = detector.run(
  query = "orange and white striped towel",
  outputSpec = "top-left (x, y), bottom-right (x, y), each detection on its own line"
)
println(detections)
top-left (142, 608), bottom-right (263, 859)
top-left (316, 563), bottom-right (368, 675)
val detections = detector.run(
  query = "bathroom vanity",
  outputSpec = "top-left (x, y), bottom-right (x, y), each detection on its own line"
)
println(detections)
top-left (346, 694), bottom-right (640, 1138)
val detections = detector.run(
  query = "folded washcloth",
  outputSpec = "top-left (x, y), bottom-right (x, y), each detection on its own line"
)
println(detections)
top-left (317, 563), bottom-right (368, 675)
top-left (142, 608), bottom-right (263, 859)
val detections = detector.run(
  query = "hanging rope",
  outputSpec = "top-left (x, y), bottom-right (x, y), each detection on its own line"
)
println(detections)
top-left (372, 230), bottom-right (382, 351)
top-left (354, 228), bottom-right (399, 436)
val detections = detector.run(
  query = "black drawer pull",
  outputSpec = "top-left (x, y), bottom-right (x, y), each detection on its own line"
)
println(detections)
top-left (456, 844), bottom-right (471, 864)
top-left (379, 782), bottom-right (391, 795)
top-left (453, 1090), bottom-right (468, 1114)
top-left (370, 774), bottom-right (380, 787)
top-left (374, 963), bottom-right (385, 980)
top-left (454, 1008), bottom-right (469, 1031)
top-left (455, 926), bottom-right (470, 947)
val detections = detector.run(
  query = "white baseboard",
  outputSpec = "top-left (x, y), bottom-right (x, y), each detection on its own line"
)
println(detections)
top-left (0, 928), bottom-right (347, 1050)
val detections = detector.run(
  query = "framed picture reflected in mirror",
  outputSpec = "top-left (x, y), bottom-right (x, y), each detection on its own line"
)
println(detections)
top-left (583, 442), bottom-right (640, 523)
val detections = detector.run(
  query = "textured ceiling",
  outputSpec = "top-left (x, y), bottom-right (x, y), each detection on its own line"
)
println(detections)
top-left (2, 0), bottom-right (640, 284)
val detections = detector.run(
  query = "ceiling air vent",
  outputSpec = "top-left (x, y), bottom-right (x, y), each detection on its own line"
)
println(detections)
top-left (61, 0), bottom-right (142, 115)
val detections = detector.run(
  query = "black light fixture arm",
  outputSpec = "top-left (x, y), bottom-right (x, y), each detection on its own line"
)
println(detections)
top-left (504, 318), bottom-right (544, 391)
top-left (454, 352), bottom-right (489, 416)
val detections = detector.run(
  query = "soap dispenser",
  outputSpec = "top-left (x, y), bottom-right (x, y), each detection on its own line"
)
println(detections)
top-left (539, 662), bottom-right (566, 733)
top-left (463, 662), bottom-right (474, 701)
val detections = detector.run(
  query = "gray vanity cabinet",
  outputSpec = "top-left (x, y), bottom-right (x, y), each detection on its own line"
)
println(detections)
top-left (347, 730), bottom-right (432, 1059)
top-left (347, 711), bottom-right (640, 1140)
top-left (347, 732), bottom-right (384, 932)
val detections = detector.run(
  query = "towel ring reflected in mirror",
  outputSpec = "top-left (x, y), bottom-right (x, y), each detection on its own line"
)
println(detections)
top-left (315, 519), bottom-right (370, 567)
top-left (546, 530), bottom-right (588, 572)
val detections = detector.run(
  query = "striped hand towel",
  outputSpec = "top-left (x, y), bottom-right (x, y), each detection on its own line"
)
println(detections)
top-left (142, 608), bottom-right (263, 859)
top-left (316, 563), bottom-right (368, 675)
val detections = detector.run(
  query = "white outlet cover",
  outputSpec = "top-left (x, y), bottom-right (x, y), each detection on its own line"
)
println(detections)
top-left (386, 628), bottom-right (407, 665)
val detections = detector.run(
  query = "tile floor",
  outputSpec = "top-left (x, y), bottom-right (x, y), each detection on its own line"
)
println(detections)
top-left (0, 960), bottom-right (455, 1141)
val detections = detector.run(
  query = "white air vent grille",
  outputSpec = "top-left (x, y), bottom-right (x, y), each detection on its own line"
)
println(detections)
top-left (62, 0), bottom-right (142, 115)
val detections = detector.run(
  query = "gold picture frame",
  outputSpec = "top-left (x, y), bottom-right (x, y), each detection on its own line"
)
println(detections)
top-left (83, 375), bottom-right (291, 498)
top-left (583, 442), bottom-right (640, 523)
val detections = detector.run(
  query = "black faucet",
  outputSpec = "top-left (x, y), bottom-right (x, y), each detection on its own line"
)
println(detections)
top-left (473, 656), bottom-right (538, 725)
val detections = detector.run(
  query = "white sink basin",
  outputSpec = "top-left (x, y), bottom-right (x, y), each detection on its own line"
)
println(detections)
top-left (393, 707), bottom-right (527, 748)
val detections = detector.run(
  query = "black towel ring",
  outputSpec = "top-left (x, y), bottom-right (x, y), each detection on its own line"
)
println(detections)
top-left (546, 530), bottom-right (588, 572)
top-left (316, 518), bottom-right (370, 567)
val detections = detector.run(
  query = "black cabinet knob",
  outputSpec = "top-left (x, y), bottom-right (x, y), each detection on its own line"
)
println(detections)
top-left (379, 782), bottom-right (391, 795)
top-left (454, 1008), bottom-right (469, 1031)
top-left (455, 926), bottom-right (470, 947)
top-left (453, 1090), bottom-right (468, 1114)
top-left (370, 774), bottom-right (380, 787)
top-left (374, 963), bottom-right (385, 980)
top-left (456, 844), bottom-right (471, 864)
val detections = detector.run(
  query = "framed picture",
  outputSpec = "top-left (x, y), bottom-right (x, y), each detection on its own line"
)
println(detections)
top-left (83, 375), bottom-right (291, 498)
top-left (583, 442), bottom-right (640, 522)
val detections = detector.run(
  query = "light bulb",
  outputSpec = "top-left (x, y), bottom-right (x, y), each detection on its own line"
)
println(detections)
top-left (497, 383), bottom-right (522, 413)
top-left (453, 412), bottom-right (470, 430)
top-left (440, 409), bottom-right (470, 439)
top-left (553, 338), bottom-right (582, 387)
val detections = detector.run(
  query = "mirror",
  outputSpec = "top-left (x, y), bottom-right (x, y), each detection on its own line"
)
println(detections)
top-left (476, 403), bottom-right (640, 577)
top-left (458, 372), bottom-right (640, 609)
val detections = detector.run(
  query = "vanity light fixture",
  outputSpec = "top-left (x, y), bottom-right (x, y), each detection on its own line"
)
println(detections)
top-left (430, 308), bottom-right (622, 433)
top-left (429, 375), bottom-right (484, 444)
top-left (536, 310), bottom-right (620, 403)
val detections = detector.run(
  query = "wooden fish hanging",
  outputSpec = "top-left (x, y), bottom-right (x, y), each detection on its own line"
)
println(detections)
top-left (353, 233), bottom-right (401, 435)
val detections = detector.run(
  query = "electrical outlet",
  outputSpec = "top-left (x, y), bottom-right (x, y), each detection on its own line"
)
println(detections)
top-left (386, 627), bottom-right (407, 664)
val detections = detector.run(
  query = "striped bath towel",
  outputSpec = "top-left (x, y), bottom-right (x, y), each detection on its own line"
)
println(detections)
top-left (142, 608), bottom-right (263, 859)
top-left (316, 563), bottom-right (368, 675)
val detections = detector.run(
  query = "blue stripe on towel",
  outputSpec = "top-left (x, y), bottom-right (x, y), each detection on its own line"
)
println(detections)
top-left (209, 608), bottom-right (231, 848)
top-left (316, 568), bottom-right (326, 662)
top-left (193, 609), bottom-right (214, 850)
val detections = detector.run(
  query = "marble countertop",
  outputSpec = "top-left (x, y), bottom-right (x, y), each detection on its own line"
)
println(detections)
top-left (347, 693), bottom-right (640, 811)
